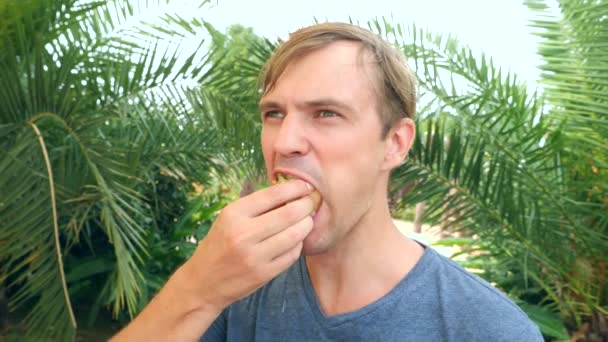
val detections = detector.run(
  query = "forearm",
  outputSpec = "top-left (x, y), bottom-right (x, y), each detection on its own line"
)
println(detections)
top-left (111, 264), bottom-right (223, 342)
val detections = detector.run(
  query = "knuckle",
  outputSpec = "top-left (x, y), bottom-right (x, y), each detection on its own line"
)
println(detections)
top-left (242, 253), bottom-right (257, 268)
top-left (226, 230), bottom-right (247, 252)
top-left (250, 265), bottom-right (268, 283)
top-left (220, 204), bottom-right (237, 221)
top-left (286, 226), bottom-right (302, 242)
top-left (281, 205), bottom-right (298, 223)
top-left (227, 238), bottom-right (242, 255)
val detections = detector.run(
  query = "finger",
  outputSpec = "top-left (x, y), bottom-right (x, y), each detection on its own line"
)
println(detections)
top-left (251, 196), bottom-right (314, 242)
top-left (259, 216), bottom-right (313, 261)
top-left (237, 179), bottom-right (312, 217)
top-left (267, 240), bottom-right (305, 277)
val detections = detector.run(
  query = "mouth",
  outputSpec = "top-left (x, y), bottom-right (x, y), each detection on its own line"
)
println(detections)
top-left (273, 170), bottom-right (323, 213)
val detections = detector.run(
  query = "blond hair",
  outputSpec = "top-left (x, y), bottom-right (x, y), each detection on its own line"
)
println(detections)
top-left (259, 22), bottom-right (416, 137)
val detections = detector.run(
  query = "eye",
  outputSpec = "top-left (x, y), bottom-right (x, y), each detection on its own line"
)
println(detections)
top-left (264, 110), bottom-right (285, 119)
top-left (317, 110), bottom-right (338, 118)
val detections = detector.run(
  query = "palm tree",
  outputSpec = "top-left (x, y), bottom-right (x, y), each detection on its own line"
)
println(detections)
top-left (2, 0), bottom-right (606, 340)
top-left (365, 2), bottom-right (606, 338)
top-left (0, 0), bottom-right (262, 339)
top-left (525, 1), bottom-right (608, 338)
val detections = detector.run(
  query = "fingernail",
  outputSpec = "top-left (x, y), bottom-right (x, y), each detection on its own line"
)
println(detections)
top-left (304, 182), bottom-right (313, 191)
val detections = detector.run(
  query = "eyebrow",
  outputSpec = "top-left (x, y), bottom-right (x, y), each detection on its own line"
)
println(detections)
top-left (259, 98), bottom-right (355, 113)
top-left (259, 99), bottom-right (281, 112)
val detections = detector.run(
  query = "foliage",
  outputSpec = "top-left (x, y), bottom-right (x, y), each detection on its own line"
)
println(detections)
top-left (0, 0), bottom-right (254, 339)
top-left (134, 173), bottom-right (230, 315)
top-left (525, 1), bottom-right (608, 338)
top-left (1, 0), bottom-right (606, 340)
top-left (200, 23), bottom-right (273, 183)
top-left (364, 2), bottom-right (607, 338)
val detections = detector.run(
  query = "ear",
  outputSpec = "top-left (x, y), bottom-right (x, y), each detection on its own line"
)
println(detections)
top-left (381, 118), bottom-right (415, 171)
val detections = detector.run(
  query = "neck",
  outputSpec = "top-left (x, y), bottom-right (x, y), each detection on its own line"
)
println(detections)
top-left (304, 195), bottom-right (424, 316)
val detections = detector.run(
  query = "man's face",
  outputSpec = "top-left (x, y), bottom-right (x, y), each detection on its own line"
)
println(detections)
top-left (260, 41), bottom-right (392, 255)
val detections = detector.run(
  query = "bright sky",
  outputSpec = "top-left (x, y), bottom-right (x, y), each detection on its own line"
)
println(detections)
top-left (190, 0), bottom-right (549, 88)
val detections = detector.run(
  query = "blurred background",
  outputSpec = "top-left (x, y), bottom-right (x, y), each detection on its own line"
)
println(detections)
top-left (0, 0), bottom-right (606, 340)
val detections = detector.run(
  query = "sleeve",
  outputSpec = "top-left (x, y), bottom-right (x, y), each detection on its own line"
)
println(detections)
top-left (506, 319), bottom-right (544, 342)
top-left (520, 323), bottom-right (544, 342)
top-left (198, 309), bottom-right (227, 342)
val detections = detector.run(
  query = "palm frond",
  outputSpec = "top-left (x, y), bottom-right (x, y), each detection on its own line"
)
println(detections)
top-left (0, 124), bottom-right (77, 340)
top-left (371, 17), bottom-right (607, 325)
top-left (0, 0), bottom-right (232, 338)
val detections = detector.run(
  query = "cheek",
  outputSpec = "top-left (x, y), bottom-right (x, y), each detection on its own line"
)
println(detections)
top-left (325, 142), bottom-right (383, 201)
top-left (329, 129), bottom-right (384, 171)
top-left (260, 129), bottom-right (275, 169)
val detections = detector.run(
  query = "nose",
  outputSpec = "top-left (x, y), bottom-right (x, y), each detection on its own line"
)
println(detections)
top-left (273, 112), bottom-right (310, 158)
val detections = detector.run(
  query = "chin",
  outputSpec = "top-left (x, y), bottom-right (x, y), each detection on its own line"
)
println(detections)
top-left (301, 243), bottom-right (329, 256)
top-left (301, 224), bottom-right (334, 256)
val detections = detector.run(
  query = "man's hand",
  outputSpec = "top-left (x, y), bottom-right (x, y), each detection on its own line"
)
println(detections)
top-left (183, 178), bottom-right (315, 310)
top-left (111, 179), bottom-right (315, 341)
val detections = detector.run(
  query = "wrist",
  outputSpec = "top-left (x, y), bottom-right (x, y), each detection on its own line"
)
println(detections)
top-left (172, 260), bottom-right (225, 315)
top-left (111, 260), bottom-right (225, 341)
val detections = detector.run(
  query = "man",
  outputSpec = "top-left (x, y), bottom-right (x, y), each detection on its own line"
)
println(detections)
top-left (112, 23), bottom-right (543, 341)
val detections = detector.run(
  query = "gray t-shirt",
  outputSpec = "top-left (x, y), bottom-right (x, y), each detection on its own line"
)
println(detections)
top-left (200, 245), bottom-right (543, 341)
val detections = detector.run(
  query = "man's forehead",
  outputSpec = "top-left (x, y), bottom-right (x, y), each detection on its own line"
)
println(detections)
top-left (297, 41), bottom-right (377, 71)
top-left (261, 43), bottom-right (377, 101)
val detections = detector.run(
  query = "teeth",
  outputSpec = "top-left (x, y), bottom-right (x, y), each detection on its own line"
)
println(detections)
top-left (273, 173), bottom-right (290, 184)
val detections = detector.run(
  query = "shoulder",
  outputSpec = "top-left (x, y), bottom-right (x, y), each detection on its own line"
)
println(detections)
top-left (427, 248), bottom-right (521, 311)
top-left (418, 247), bottom-right (543, 341)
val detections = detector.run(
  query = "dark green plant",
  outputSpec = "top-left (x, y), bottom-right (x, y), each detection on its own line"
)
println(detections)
top-left (0, 0), bottom-right (256, 339)
top-left (135, 173), bottom-right (230, 313)
top-left (2, 0), bottom-right (606, 340)
top-left (365, 2), bottom-right (607, 338)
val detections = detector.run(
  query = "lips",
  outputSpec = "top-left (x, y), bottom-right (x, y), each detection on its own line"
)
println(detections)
top-left (274, 172), bottom-right (323, 213)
